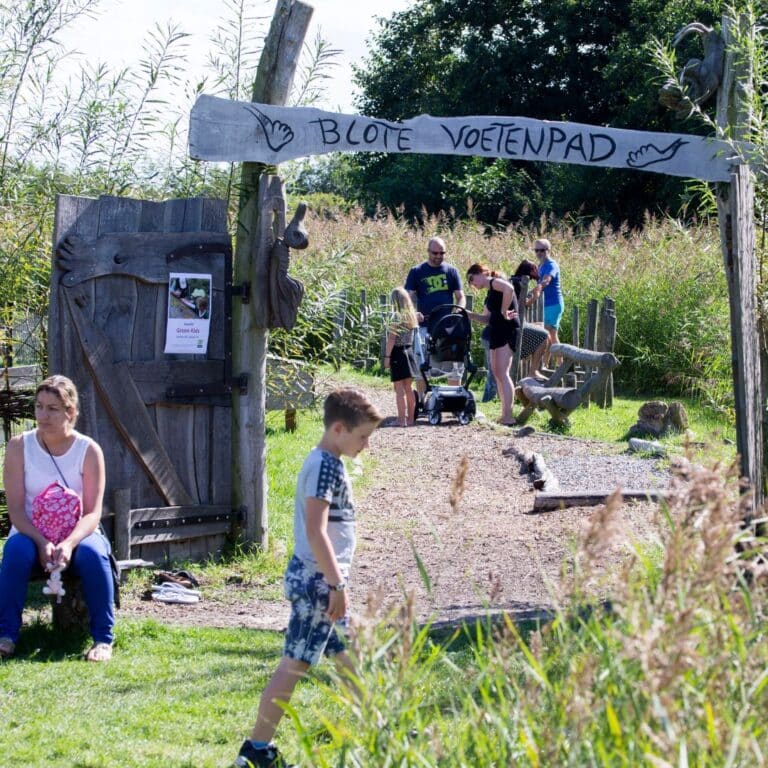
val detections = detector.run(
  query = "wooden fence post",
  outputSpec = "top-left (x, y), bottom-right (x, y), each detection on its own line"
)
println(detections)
top-left (232, 0), bottom-right (313, 548)
top-left (581, 299), bottom-right (599, 405)
top-left (715, 13), bottom-right (764, 512)
top-left (379, 294), bottom-right (388, 367)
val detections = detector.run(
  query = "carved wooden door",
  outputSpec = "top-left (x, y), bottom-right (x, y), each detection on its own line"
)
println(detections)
top-left (48, 195), bottom-right (235, 562)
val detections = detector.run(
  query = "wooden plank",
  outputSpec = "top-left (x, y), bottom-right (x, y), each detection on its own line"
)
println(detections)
top-left (56, 231), bottom-right (230, 287)
top-left (129, 505), bottom-right (234, 524)
top-left (211, 405), bottom-right (231, 506)
top-left (127, 360), bottom-right (226, 403)
top-left (0, 364), bottom-right (42, 390)
top-left (193, 406), bottom-right (211, 503)
top-left (51, 195), bottom-right (101, 440)
top-left (533, 489), bottom-right (669, 512)
top-left (266, 355), bottom-right (313, 410)
top-left (131, 520), bottom-right (232, 545)
top-left (189, 97), bottom-right (740, 182)
top-left (113, 488), bottom-right (132, 560)
top-left (63, 288), bottom-right (194, 506)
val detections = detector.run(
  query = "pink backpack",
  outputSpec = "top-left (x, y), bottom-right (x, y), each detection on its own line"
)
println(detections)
top-left (31, 482), bottom-right (81, 544)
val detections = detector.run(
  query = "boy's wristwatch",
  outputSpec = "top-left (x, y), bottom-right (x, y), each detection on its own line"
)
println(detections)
top-left (331, 582), bottom-right (346, 591)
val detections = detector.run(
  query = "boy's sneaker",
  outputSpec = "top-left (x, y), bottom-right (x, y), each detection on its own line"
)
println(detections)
top-left (233, 740), bottom-right (290, 768)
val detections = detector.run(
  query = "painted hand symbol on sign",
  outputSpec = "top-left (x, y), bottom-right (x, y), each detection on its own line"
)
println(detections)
top-left (243, 105), bottom-right (295, 152)
top-left (626, 137), bottom-right (689, 169)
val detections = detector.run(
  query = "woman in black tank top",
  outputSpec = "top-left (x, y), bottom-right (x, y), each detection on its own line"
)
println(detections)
top-left (465, 263), bottom-right (520, 425)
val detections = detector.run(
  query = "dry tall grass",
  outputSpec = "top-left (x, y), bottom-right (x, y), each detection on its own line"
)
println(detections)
top-left (293, 208), bottom-right (730, 402)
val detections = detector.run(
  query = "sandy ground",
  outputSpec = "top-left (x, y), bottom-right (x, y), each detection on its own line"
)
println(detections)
top-left (114, 380), bottom-right (668, 631)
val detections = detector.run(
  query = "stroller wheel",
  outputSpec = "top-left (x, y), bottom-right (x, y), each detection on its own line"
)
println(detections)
top-left (428, 411), bottom-right (442, 426)
top-left (458, 411), bottom-right (472, 426)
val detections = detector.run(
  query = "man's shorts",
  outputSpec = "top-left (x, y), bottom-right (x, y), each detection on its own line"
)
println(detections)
top-left (414, 326), bottom-right (428, 368)
top-left (543, 303), bottom-right (564, 330)
top-left (283, 555), bottom-right (347, 665)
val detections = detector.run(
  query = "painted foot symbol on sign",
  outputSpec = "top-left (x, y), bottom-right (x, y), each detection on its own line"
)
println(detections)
top-left (243, 105), bottom-right (295, 152)
top-left (626, 137), bottom-right (689, 169)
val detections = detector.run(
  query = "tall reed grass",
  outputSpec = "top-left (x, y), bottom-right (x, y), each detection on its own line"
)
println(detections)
top-left (287, 207), bottom-right (732, 408)
top-left (287, 459), bottom-right (768, 766)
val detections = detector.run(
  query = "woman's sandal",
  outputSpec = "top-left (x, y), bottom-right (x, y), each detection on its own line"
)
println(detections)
top-left (85, 642), bottom-right (113, 662)
top-left (0, 637), bottom-right (15, 659)
top-left (496, 417), bottom-right (518, 427)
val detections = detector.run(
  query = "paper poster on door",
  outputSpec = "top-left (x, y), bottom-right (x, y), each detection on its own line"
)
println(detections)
top-left (164, 273), bottom-right (212, 354)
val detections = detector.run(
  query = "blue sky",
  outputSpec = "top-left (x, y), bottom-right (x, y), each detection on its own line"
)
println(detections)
top-left (57, 0), bottom-right (411, 112)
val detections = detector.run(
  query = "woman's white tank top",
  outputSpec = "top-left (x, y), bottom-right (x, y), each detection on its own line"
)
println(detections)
top-left (21, 429), bottom-right (92, 520)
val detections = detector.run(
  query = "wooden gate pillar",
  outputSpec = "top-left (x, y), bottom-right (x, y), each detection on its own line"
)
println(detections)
top-left (715, 14), bottom-right (765, 511)
top-left (232, 0), bottom-right (313, 547)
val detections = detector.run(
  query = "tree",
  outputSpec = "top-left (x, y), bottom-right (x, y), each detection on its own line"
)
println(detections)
top-left (350, 0), bottom-right (723, 225)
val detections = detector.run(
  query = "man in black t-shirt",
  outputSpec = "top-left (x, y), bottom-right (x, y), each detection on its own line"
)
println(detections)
top-left (404, 237), bottom-right (465, 396)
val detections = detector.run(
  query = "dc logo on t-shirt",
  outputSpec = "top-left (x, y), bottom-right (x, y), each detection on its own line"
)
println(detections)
top-left (423, 274), bottom-right (449, 294)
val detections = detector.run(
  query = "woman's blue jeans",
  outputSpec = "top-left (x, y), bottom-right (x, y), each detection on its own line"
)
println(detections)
top-left (0, 531), bottom-right (115, 644)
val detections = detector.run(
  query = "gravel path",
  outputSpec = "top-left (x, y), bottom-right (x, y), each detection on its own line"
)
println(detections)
top-left (117, 380), bottom-right (668, 630)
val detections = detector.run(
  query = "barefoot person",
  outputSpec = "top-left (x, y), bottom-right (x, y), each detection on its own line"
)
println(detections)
top-left (384, 287), bottom-right (419, 426)
top-left (0, 375), bottom-right (113, 662)
top-left (232, 388), bottom-right (382, 768)
top-left (466, 263), bottom-right (520, 426)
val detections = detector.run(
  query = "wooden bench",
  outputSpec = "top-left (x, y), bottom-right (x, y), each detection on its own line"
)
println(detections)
top-left (516, 343), bottom-right (620, 426)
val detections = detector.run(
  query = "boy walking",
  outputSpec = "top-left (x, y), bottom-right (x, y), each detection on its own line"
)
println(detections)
top-left (233, 388), bottom-right (382, 768)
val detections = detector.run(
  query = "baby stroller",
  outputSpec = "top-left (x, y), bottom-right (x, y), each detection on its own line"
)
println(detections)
top-left (418, 305), bottom-right (477, 425)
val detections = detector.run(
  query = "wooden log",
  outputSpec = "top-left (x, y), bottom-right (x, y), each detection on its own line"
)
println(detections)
top-left (519, 377), bottom-right (583, 412)
top-left (550, 343), bottom-right (619, 368)
top-left (232, 0), bottom-right (313, 549)
top-left (113, 488), bottom-right (132, 560)
top-left (533, 488), bottom-right (669, 512)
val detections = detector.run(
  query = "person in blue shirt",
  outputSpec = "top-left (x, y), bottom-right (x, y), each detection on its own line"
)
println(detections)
top-left (405, 237), bottom-right (465, 399)
top-left (531, 239), bottom-right (564, 367)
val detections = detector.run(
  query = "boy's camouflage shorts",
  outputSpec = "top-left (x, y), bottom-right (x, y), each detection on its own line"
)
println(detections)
top-left (283, 555), bottom-right (347, 665)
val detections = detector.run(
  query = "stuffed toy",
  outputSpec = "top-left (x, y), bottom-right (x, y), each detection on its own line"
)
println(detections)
top-left (42, 567), bottom-right (66, 604)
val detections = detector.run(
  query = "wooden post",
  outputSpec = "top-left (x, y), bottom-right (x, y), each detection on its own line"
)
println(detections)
top-left (113, 487), bottom-right (132, 561)
top-left (582, 299), bottom-right (598, 405)
top-left (332, 289), bottom-right (347, 370)
top-left (596, 297), bottom-right (616, 408)
top-left (571, 305), bottom-right (580, 349)
top-left (232, 0), bottom-right (313, 547)
top-left (379, 293), bottom-right (388, 367)
top-left (715, 13), bottom-right (764, 511)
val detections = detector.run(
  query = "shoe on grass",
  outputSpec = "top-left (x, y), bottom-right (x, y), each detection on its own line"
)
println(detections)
top-left (233, 740), bottom-right (290, 768)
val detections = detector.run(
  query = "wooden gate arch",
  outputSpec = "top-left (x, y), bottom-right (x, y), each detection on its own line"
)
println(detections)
top-left (48, 194), bottom-right (238, 563)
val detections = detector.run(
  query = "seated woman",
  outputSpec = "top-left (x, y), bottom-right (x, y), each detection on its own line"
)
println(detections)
top-left (466, 263), bottom-right (520, 425)
top-left (0, 375), bottom-right (114, 661)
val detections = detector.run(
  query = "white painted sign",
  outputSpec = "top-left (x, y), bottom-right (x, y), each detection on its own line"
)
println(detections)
top-left (164, 273), bottom-right (212, 354)
top-left (189, 94), bottom-right (740, 182)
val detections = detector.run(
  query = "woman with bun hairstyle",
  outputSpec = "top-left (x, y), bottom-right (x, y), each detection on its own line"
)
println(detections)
top-left (466, 263), bottom-right (520, 426)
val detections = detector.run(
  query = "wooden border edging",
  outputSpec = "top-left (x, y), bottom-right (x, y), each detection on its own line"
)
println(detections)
top-left (532, 488), bottom-right (669, 512)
